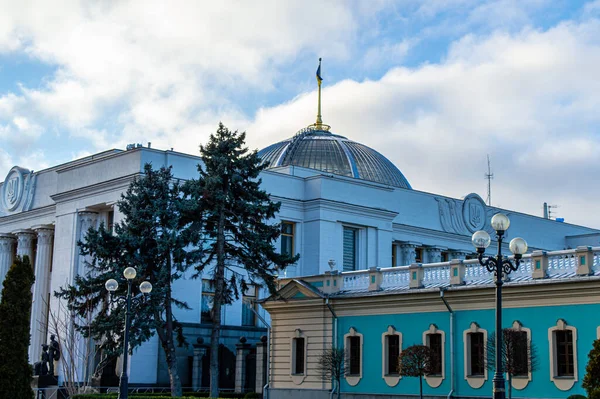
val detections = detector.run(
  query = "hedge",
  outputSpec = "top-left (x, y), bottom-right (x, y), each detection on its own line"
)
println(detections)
top-left (71, 393), bottom-right (260, 399)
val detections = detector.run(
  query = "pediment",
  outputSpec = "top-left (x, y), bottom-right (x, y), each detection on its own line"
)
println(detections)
top-left (274, 279), bottom-right (325, 301)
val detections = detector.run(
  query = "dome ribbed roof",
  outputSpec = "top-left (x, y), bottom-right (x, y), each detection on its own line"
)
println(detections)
top-left (258, 127), bottom-right (411, 189)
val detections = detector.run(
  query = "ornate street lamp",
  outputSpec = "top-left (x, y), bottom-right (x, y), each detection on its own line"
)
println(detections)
top-left (471, 213), bottom-right (528, 399)
top-left (105, 267), bottom-right (153, 399)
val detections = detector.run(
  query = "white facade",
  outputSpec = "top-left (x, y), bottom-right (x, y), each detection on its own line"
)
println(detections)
top-left (1, 142), bottom-right (598, 387)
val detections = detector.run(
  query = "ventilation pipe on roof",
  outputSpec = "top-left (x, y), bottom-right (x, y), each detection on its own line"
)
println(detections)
top-left (440, 288), bottom-right (454, 399)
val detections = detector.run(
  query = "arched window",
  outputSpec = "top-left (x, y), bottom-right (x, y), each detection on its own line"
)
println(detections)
top-left (423, 324), bottom-right (445, 388)
top-left (381, 325), bottom-right (402, 387)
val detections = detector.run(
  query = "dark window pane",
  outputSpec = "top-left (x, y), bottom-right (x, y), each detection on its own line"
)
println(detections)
top-left (428, 334), bottom-right (443, 375)
top-left (387, 335), bottom-right (400, 375)
top-left (201, 293), bottom-right (214, 324)
top-left (511, 331), bottom-right (529, 376)
top-left (470, 333), bottom-right (484, 376)
top-left (556, 330), bottom-right (574, 377)
top-left (294, 338), bottom-right (305, 374)
top-left (343, 228), bottom-right (357, 271)
top-left (281, 222), bottom-right (295, 256)
top-left (349, 336), bottom-right (361, 375)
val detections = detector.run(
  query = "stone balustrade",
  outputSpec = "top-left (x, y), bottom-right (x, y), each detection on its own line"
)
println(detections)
top-left (278, 246), bottom-right (600, 294)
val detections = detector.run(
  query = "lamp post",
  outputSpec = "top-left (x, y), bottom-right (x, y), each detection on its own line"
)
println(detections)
top-left (105, 267), bottom-right (153, 399)
top-left (471, 213), bottom-right (528, 399)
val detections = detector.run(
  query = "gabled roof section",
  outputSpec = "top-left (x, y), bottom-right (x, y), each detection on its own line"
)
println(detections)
top-left (262, 279), bottom-right (325, 302)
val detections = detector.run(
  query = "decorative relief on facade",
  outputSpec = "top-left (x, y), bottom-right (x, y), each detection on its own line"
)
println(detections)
top-left (436, 193), bottom-right (506, 236)
top-left (1, 166), bottom-right (37, 214)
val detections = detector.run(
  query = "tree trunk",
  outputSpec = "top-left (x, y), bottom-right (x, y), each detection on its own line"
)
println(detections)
top-left (508, 374), bottom-right (512, 399)
top-left (209, 206), bottom-right (227, 398)
top-left (419, 374), bottom-right (423, 399)
top-left (156, 260), bottom-right (183, 397)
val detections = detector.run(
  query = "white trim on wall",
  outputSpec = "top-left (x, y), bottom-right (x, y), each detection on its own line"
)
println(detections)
top-left (509, 320), bottom-right (532, 391)
top-left (423, 323), bottom-right (445, 388)
top-left (290, 328), bottom-right (308, 385)
top-left (344, 327), bottom-right (363, 387)
top-left (548, 319), bottom-right (578, 391)
top-left (463, 322), bottom-right (487, 389)
top-left (381, 325), bottom-right (402, 387)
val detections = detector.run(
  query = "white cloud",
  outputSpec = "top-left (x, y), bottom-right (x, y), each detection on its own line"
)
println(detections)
top-left (246, 19), bottom-right (600, 227)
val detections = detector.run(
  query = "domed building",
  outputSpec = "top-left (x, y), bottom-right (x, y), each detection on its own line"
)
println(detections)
top-left (258, 127), bottom-right (412, 189)
top-left (1, 62), bottom-right (599, 398)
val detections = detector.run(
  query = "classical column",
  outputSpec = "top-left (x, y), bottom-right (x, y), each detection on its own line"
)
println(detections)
top-left (192, 337), bottom-right (209, 391)
top-left (449, 250), bottom-right (470, 261)
top-left (0, 234), bottom-right (16, 289)
top-left (235, 337), bottom-right (252, 393)
top-left (30, 226), bottom-right (54, 363)
top-left (77, 212), bottom-right (98, 275)
top-left (424, 246), bottom-right (447, 263)
top-left (15, 229), bottom-right (36, 263)
top-left (399, 242), bottom-right (418, 265)
top-left (255, 335), bottom-right (268, 394)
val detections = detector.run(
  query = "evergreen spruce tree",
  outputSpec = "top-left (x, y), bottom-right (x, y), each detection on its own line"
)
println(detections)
top-left (584, 339), bottom-right (600, 396)
top-left (0, 256), bottom-right (35, 399)
top-left (184, 123), bottom-right (299, 398)
top-left (56, 164), bottom-right (202, 397)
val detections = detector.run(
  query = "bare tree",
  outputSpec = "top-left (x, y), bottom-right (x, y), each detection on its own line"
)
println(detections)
top-left (45, 296), bottom-right (108, 397)
top-left (398, 345), bottom-right (434, 399)
top-left (317, 347), bottom-right (345, 399)
top-left (487, 328), bottom-right (539, 399)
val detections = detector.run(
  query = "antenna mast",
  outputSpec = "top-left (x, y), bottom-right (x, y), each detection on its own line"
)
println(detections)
top-left (485, 155), bottom-right (493, 206)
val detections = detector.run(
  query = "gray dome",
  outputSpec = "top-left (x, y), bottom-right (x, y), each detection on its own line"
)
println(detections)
top-left (258, 127), bottom-right (411, 189)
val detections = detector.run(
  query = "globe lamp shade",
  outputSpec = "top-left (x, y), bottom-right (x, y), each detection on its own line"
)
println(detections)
top-left (105, 279), bottom-right (118, 292)
top-left (471, 230), bottom-right (491, 249)
top-left (140, 281), bottom-right (153, 294)
top-left (509, 237), bottom-right (528, 255)
top-left (123, 267), bottom-right (137, 280)
top-left (491, 213), bottom-right (510, 232)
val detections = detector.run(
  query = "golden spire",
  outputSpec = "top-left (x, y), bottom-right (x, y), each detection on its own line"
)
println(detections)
top-left (310, 58), bottom-right (330, 131)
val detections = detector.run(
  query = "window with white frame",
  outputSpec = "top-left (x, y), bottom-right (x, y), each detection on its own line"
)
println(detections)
top-left (508, 320), bottom-right (533, 391)
top-left (423, 324), bottom-right (445, 388)
top-left (343, 227), bottom-right (359, 271)
top-left (281, 221), bottom-right (295, 256)
top-left (381, 325), bottom-right (402, 387)
top-left (548, 319), bottom-right (578, 391)
top-left (241, 285), bottom-right (257, 327)
top-left (344, 327), bottom-right (363, 386)
top-left (463, 322), bottom-right (487, 389)
top-left (200, 279), bottom-right (215, 324)
top-left (549, 319), bottom-right (578, 391)
top-left (290, 329), bottom-right (308, 384)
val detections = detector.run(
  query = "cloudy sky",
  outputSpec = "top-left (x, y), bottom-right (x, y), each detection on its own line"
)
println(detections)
top-left (1, 0), bottom-right (599, 227)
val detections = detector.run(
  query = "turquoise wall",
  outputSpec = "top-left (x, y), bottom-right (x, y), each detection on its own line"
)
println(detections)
top-left (337, 303), bottom-right (600, 398)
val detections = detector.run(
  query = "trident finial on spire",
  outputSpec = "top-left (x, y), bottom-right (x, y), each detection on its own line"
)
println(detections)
top-left (315, 58), bottom-right (324, 128)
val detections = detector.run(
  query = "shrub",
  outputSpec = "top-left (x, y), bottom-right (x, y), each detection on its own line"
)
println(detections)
top-left (589, 390), bottom-right (600, 399)
top-left (0, 256), bottom-right (35, 399)
top-left (567, 395), bottom-right (587, 399)
top-left (244, 393), bottom-right (261, 399)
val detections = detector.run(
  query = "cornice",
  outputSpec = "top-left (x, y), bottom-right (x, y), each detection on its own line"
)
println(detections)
top-left (0, 205), bottom-right (56, 228)
top-left (304, 198), bottom-right (398, 221)
top-left (51, 174), bottom-right (139, 202)
top-left (325, 278), bottom-right (600, 316)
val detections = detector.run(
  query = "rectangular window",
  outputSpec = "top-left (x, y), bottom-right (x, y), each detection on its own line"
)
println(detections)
top-left (343, 227), bottom-right (358, 271)
top-left (281, 221), bottom-right (295, 256)
top-left (469, 332), bottom-right (485, 376)
top-left (428, 333), bottom-right (443, 375)
top-left (556, 330), bottom-right (574, 377)
top-left (349, 336), bottom-right (361, 375)
top-left (386, 335), bottom-right (400, 375)
top-left (392, 244), bottom-right (397, 267)
top-left (108, 210), bottom-right (115, 233)
top-left (242, 285), bottom-right (257, 327)
top-left (293, 337), bottom-right (305, 375)
top-left (201, 279), bottom-right (215, 324)
top-left (511, 331), bottom-right (529, 376)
